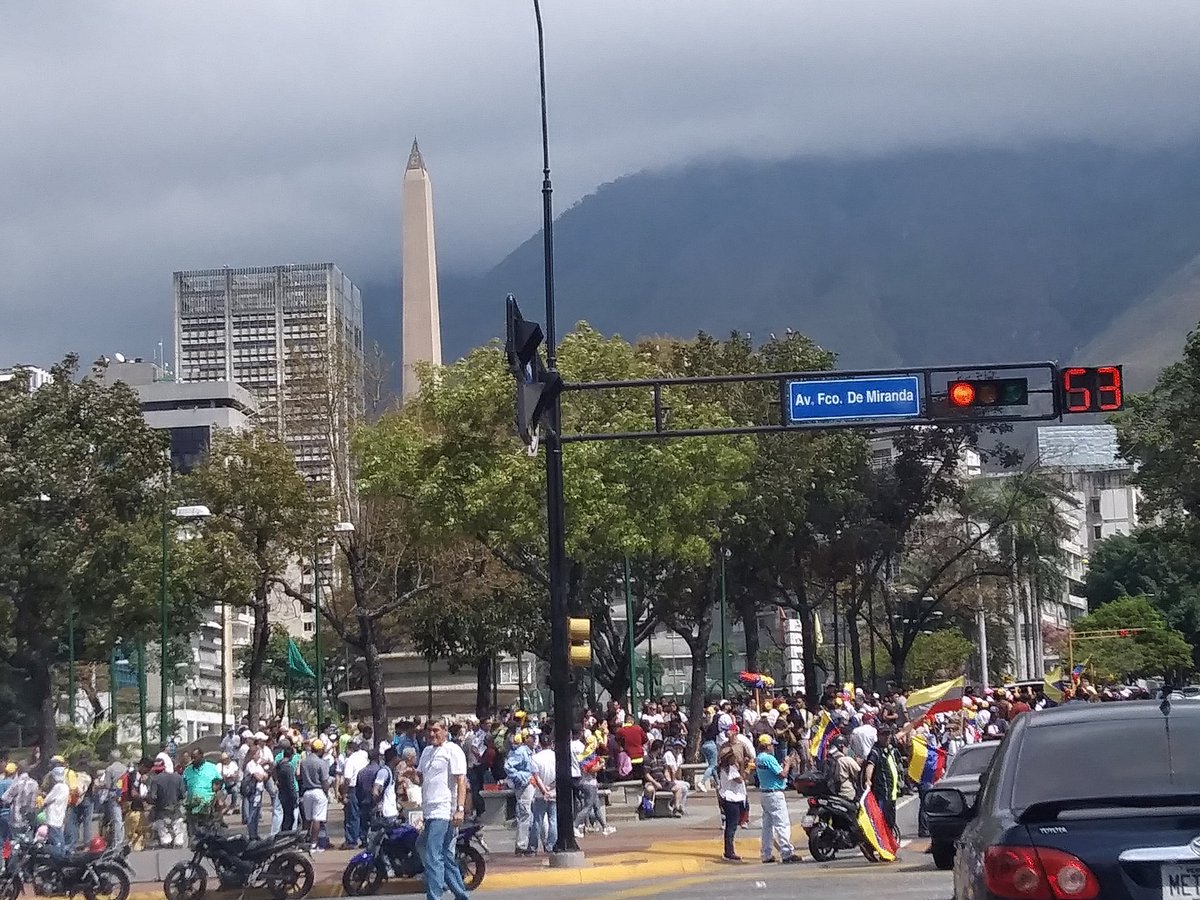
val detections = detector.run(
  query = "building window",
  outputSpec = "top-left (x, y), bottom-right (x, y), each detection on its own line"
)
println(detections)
top-left (1090, 497), bottom-right (1101, 514)
top-left (1093, 524), bottom-right (1103, 540)
top-left (303, 621), bottom-right (314, 633)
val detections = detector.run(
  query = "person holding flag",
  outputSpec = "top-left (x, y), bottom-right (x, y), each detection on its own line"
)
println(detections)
top-left (861, 727), bottom-right (902, 862)
top-left (907, 729), bottom-right (946, 838)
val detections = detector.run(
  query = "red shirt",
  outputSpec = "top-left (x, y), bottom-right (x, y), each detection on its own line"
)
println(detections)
top-left (617, 724), bottom-right (647, 761)
top-left (1010, 701), bottom-right (1031, 718)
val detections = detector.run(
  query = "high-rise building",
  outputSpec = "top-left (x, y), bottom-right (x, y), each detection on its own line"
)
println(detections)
top-left (173, 263), bottom-right (364, 485)
top-left (401, 140), bottom-right (443, 401)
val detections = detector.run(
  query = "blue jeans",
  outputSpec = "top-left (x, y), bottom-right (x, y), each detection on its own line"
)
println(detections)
top-left (245, 798), bottom-right (261, 840)
top-left (357, 798), bottom-right (374, 847)
top-left (415, 818), bottom-right (469, 900)
top-left (47, 825), bottom-right (65, 856)
top-left (103, 797), bottom-right (124, 846)
top-left (65, 798), bottom-right (93, 849)
top-left (530, 795), bottom-right (557, 852)
top-left (701, 740), bottom-right (718, 783)
top-left (344, 792), bottom-right (360, 847)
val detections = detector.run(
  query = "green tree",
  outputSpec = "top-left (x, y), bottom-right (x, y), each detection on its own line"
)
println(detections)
top-left (1071, 596), bottom-right (1193, 681)
top-left (904, 629), bottom-right (976, 686)
top-left (357, 325), bottom-right (753, 734)
top-left (0, 357), bottom-right (184, 760)
top-left (1085, 525), bottom-right (1200, 666)
top-left (184, 429), bottom-right (318, 721)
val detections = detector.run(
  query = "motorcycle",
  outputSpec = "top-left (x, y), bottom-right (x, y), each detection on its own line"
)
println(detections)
top-left (162, 827), bottom-right (313, 900)
top-left (1, 832), bottom-right (131, 900)
top-left (801, 793), bottom-right (880, 862)
top-left (341, 818), bottom-right (486, 896)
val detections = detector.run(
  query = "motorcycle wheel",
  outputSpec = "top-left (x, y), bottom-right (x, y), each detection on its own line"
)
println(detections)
top-left (264, 852), bottom-right (315, 900)
top-left (0, 874), bottom-right (20, 900)
top-left (807, 826), bottom-right (838, 863)
top-left (86, 864), bottom-right (131, 900)
top-left (163, 862), bottom-right (207, 900)
top-left (341, 861), bottom-right (383, 897)
top-left (33, 867), bottom-right (65, 896)
top-left (456, 845), bottom-right (486, 892)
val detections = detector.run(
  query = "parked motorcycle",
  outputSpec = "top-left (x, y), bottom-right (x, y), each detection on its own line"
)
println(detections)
top-left (1, 832), bottom-right (131, 900)
top-left (801, 793), bottom-right (878, 862)
top-left (341, 818), bottom-right (486, 895)
top-left (162, 827), bottom-right (312, 900)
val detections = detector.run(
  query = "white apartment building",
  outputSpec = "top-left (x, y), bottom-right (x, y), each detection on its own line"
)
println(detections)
top-left (0, 364), bottom-right (53, 391)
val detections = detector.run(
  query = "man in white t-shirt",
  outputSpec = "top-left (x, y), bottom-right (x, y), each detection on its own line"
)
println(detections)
top-left (339, 738), bottom-right (368, 849)
top-left (414, 719), bottom-right (470, 900)
top-left (528, 735), bottom-right (558, 853)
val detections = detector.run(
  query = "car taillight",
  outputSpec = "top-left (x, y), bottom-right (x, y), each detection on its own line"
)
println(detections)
top-left (984, 845), bottom-right (1100, 899)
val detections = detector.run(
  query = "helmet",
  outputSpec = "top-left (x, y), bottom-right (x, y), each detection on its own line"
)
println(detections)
top-left (87, 836), bottom-right (107, 853)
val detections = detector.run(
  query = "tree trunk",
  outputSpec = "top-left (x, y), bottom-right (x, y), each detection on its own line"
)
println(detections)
top-left (846, 612), bottom-right (864, 688)
top-left (246, 586), bottom-right (271, 723)
top-left (475, 655), bottom-right (492, 720)
top-left (29, 654), bottom-right (56, 773)
top-left (684, 620), bottom-right (713, 764)
top-left (736, 594), bottom-right (761, 674)
top-left (360, 618), bottom-right (388, 741)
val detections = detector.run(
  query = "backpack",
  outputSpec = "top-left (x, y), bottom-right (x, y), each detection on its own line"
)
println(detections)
top-left (239, 771), bottom-right (258, 799)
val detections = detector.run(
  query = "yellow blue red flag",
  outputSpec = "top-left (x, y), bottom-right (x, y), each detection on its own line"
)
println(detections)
top-left (907, 734), bottom-right (946, 785)
top-left (808, 710), bottom-right (838, 762)
top-left (857, 790), bottom-right (900, 862)
top-left (905, 676), bottom-right (965, 723)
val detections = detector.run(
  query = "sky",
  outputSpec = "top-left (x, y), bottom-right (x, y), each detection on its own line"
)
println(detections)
top-left (4, 0), bottom-right (1200, 368)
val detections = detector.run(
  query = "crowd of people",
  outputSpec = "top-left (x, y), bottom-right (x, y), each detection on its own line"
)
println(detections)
top-left (0, 674), bottom-right (1155, 873)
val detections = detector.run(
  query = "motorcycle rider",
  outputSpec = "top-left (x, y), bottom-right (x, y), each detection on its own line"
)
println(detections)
top-left (827, 738), bottom-right (861, 801)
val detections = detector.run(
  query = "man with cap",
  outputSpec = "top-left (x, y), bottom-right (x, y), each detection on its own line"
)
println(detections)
top-left (299, 739), bottom-right (331, 853)
top-left (148, 758), bottom-right (186, 848)
top-left (1, 762), bottom-right (38, 833)
top-left (503, 729), bottom-right (537, 856)
top-left (754, 733), bottom-right (800, 864)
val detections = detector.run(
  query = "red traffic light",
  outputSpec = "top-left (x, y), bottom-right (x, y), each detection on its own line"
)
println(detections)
top-left (949, 381), bottom-right (976, 407)
top-left (1117, 629), bottom-right (1131, 637)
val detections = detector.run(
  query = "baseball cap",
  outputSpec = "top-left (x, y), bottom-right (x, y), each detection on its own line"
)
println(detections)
top-left (311, 739), bottom-right (324, 752)
top-left (513, 710), bottom-right (527, 720)
top-left (3, 762), bottom-right (15, 775)
top-left (758, 734), bottom-right (774, 746)
top-left (254, 731), bottom-right (267, 741)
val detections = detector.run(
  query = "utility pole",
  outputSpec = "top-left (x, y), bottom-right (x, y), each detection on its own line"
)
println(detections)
top-left (624, 558), bottom-right (636, 716)
top-left (532, 0), bottom-right (580, 859)
top-left (719, 547), bottom-right (729, 697)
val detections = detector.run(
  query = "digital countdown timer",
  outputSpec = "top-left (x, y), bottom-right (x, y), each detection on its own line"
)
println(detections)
top-left (1061, 366), bottom-right (1123, 413)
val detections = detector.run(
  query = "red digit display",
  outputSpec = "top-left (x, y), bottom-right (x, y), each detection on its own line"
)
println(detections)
top-left (1097, 366), bottom-right (1122, 411)
top-left (1061, 365), bottom-right (1123, 413)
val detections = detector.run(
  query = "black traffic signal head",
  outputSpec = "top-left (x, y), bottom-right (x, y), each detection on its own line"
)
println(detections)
top-left (947, 377), bottom-right (1028, 408)
top-left (505, 295), bottom-right (544, 383)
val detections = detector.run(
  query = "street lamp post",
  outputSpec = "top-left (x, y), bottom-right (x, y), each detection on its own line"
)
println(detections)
top-left (966, 520), bottom-right (990, 690)
top-left (623, 558), bottom-right (636, 714)
top-left (160, 504), bottom-right (211, 744)
top-left (137, 642), bottom-right (148, 757)
top-left (719, 547), bottom-right (729, 697)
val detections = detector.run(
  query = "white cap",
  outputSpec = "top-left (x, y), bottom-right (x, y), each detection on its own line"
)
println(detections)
top-left (253, 731), bottom-right (267, 741)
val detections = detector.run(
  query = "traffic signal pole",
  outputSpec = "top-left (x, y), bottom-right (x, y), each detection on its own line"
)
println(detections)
top-left (533, 0), bottom-right (581, 859)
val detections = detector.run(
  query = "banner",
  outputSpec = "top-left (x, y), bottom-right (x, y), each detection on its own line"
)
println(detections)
top-left (808, 710), bottom-right (838, 762)
top-left (907, 734), bottom-right (947, 784)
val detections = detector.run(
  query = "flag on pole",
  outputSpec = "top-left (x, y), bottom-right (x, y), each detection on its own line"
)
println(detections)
top-left (286, 639), bottom-right (315, 680)
top-left (907, 734), bottom-right (947, 784)
top-left (857, 790), bottom-right (900, 862)
top-left (906, 676), bottom-right (966, 723)
top-left (1042, 667), bottom-right (1064, 703)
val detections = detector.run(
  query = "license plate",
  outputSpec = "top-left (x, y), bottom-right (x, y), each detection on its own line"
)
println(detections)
top-left (1163, 863), bottom-right (1200, 898)
top-left (801, 815), bottom-right (815, 828)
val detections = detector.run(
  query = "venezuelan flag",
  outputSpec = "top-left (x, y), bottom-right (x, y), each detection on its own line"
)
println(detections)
top-left (857, 790), bottom-right (900, 862)
top-left (905, 676), bottom-right (965, 723)
top-left (907, 735), bottom-right (946, 784)
top-left (808, 710), bottom-right (838, 762)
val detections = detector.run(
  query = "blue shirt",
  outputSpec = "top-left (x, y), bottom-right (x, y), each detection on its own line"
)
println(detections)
top-left (755, 752), bottom-right (787, 791)
top-left (504, 744), bottom-right (534, 790)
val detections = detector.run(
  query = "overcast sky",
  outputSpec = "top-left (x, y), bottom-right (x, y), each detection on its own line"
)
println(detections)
top-left (4, 0), bottom-right (1200, 368)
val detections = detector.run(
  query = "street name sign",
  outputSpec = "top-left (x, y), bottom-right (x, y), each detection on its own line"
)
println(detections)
top-left (787, 375), bottom-right (921, 423)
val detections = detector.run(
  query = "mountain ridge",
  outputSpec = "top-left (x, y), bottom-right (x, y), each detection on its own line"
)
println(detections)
top-left (363, 141), bottom-right (1200, 395)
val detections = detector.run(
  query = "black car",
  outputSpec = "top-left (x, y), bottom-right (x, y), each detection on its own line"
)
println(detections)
top-left (929, 699), bottom-right (1200, 900)
top-left (927, 741), bottom-right (1000, 870)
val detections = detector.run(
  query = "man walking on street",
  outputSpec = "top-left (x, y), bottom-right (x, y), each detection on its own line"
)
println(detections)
top-left (299, 739), bottom-right (331, 852)
top-left (340, 738), bottom-right (367, 849)
top-left (413, 718), bottom-right (471, 900)
top-left (754, 734), bottom-right (800, 864)
top-left (864, 728), bottom-right (901, 837)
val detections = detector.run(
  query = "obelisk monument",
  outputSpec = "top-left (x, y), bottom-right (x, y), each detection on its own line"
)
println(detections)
top-left (401, 138), bottom-right (443, 401)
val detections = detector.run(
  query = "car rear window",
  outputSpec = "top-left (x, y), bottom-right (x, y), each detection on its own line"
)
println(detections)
top-left (1011, 715), bottom-right (1200, 810)
top-left (946, 744), bottom-right (997, 777)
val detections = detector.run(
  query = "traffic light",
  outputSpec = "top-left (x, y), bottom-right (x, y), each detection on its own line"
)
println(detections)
top-left (568, 617), bottom-right (591, 667)
top-left (947, 377), bottom-right (1029, 408)
top-left (504, 295), bottom-right (560, 445)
